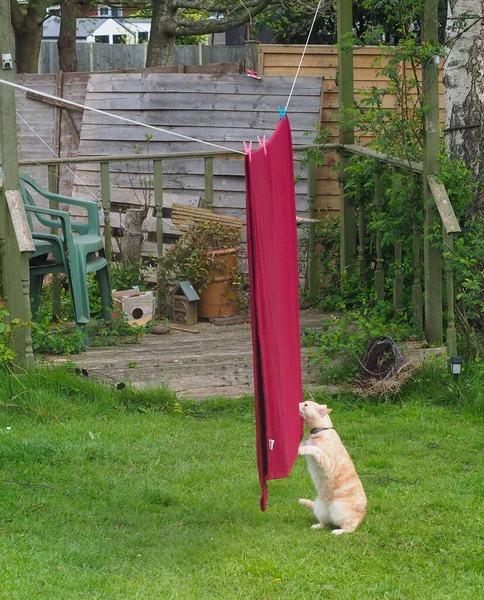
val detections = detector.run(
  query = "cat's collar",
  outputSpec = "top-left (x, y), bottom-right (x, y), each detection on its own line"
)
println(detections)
top-left (310, 427), bottom-right (333, 435)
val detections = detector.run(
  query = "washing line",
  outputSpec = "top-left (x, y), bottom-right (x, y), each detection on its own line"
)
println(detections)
top-left (2, 0), bottom-right (323, 167)
top-left (284, 0), bottom-right (324, 114)
top-left (16, 111), bottom-right (102, 203)
top-left (0, 78), bottom-right (246, 156)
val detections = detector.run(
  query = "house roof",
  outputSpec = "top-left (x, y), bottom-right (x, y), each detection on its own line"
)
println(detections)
top-left (43, 16), bottom-right (143, 40)
top-left (43, 16), bottom-right (101, 39)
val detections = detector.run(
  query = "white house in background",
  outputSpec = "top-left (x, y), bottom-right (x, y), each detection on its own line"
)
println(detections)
top-left (42, 16), bottom-right (151, 45)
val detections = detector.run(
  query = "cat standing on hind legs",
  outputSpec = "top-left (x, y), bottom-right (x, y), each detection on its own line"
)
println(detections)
top-left (298, 401), bottom-right (366, 535)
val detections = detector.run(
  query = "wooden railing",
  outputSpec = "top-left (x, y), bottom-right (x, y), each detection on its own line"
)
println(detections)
top-left (19, 142), bottom-right (460, 355)
top-left (330, 143), bottom-right (461, 356)
top-left (18, 145), bottom-right (320, 307)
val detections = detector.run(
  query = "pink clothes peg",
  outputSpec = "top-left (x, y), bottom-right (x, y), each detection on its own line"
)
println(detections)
top-left (257, 135), bottom-right (267, 155)
top-left (243, 140), bottom-right (253, 162)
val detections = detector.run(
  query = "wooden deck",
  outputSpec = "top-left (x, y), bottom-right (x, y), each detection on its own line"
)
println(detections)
top-left (55, 309), bottom-right (326, 399)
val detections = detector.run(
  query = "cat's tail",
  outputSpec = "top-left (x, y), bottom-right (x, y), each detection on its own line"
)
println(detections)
top-left (298, 498), bottom-right (314, 511)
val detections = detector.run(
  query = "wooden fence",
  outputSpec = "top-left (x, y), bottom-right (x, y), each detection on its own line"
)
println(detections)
top-left (39, 42), bottom-right (247, 74)
top-left (71, 72), bottom-right (323, 256)
top-left (259, 45), bottom-right (445, 217)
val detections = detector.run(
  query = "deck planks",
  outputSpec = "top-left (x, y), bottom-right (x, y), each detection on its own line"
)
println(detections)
top-left (53, 309), bottom-right (327, 400)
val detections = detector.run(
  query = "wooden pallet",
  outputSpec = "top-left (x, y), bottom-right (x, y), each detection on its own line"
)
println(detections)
top-left (171, 204), bottom-right (244, 231)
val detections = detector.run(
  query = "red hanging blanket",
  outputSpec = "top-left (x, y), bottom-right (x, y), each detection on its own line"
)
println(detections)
top-left (244, 117), bottom-right (304, 511)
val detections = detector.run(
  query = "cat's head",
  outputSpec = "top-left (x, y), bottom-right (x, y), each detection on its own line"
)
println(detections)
top-left (299, 401), bottom-right (333, 428)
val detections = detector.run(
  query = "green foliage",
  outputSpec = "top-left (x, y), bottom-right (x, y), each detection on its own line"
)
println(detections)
top-left (131, 7), bottom-right (209, 45)
top-left (31, 261), bottom-right (150, 357)
top-left (174, 10), bottom-right (210, 45)
top-left (163, 222), bottom-right (241, 283)
top-left (159, 222), bottom-right (245, 314)
top-left (0, 302), bottom-right (16, 368)
top-left (0, 300), bottom-right (30, 369)
top-left (303, 302), bottom-right (421, 382)
top-left (301, 0), bottom-right (484, 359)
top-left (109, 261), bottom-right (150, 295)
top-left (31, 318), bottom-right (86, 356)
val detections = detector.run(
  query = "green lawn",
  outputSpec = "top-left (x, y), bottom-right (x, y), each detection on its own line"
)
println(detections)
top-left (0, 366), bottom-right (483, 599)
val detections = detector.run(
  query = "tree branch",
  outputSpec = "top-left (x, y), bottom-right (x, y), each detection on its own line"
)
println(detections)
top-left (446, 17), bottom-right (483, 45)
top-left (171, 0), bottom-right (274, 8)
top-left (169, 0), bottom-right (273, 35)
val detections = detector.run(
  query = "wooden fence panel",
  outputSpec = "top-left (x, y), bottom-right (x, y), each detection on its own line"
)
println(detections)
top-left (72, 72), bottom-right (323, 254)
top-left (5, 73), bottom-right (88, 202)
top-left (40, 42), bottom-right (247, 74)
top-left (260, 44), bottom-right (445, 215)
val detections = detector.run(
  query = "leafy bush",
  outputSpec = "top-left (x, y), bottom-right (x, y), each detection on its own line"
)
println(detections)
top-left (32, 318), bottom-right (86, 356)
top-left (303, 302), bottom-right (422, 382)
top-left (162, 221), bottom-right (241, 285)
top-left (0, 302), bottom-right (16, 369)
top-left (299, 5), bottom-right (483, 359)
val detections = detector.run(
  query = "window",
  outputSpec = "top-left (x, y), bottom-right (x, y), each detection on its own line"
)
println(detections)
top-left (98, 5), bottom-right (123, 17)
top-left (113, 34), bottom-right (127, 44)
top-left (138, 31), bottom-right (149, 43)
top-left (94, 35), bottom-right (110, 44)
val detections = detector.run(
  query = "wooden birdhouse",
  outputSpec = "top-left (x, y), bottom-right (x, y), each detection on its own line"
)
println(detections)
top-left (112, 289), bottom-right (155, 327)
top-left (170, 281), bottom-right (200, 326)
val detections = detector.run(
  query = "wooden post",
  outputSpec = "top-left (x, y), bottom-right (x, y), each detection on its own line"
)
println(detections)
top-left (427, 175), bottom-right (461, 356)
top-left (245, 40), bottom-right (259, 73)
top-left (443, 230), bottom-right (457, 357)
top-left (412, 215), bottom-right (424, 332)
top-left (422, 0), bottom-right (443, 345)
top-left (204, 156), bottom-right (214, 211)
top-left (0, 2), bottom-right (34, 366)
top-left (393, 239), bottom-right (403, 312)
top-left (374, 173), bottom-right (385, 300)
top-left (337, 0), bottom-right (356, 276)
top-left (154, 158), bottom-right (164, 315)
top-left (358, 198), bottom-right (366, 283)
top-left (100, 161), bottom-right (112, 264)
top-left (47, 162), bottom-right (61, 320)
top-left (392, 169), bottom-right (403, 312)
top-left (307, 157), bottom-right (318, 302)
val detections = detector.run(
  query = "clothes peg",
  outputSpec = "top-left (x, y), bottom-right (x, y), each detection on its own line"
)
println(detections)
top-left (257, 135), bottom-right (267, 155)
top-left (243, 140), bottom-right (253, 162)
top-left (247, 69), bottom-right (261, 80)
top-left (278, 106), bottom-right (287, 119)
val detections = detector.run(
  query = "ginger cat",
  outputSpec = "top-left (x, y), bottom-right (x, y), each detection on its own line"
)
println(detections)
top-left (298, 401), bottom-right (366, 535)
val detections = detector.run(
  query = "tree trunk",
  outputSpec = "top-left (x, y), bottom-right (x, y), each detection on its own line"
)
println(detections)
top-left (14, 16), bottom-right (44, 73)
top-left (444, 0), bottom-right (484, 214)
top-left (57, 0), bottom-right (78, 72)
top-left (146, 1), bottom-right (177, 66)
top-left (119, 208), bottom-right (146, 285)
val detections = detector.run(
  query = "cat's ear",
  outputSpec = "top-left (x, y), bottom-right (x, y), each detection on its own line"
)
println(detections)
top-left (318, 406), bottom-right (332, 416)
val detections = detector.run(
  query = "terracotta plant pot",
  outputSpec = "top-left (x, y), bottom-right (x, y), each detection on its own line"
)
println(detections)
top-left (197, 248), bottom-right (240, 318)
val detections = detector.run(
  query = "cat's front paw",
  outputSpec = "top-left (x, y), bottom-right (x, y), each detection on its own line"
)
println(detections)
top-left (298, 446), bottom-right (311, 456)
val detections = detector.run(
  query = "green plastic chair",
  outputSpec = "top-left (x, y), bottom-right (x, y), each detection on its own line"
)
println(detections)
top-left (16, 170), bottom-right (112, 326)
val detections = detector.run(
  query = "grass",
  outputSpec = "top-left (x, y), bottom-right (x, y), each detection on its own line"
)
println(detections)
top-left (0, 364), bottom-right (483, 599)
